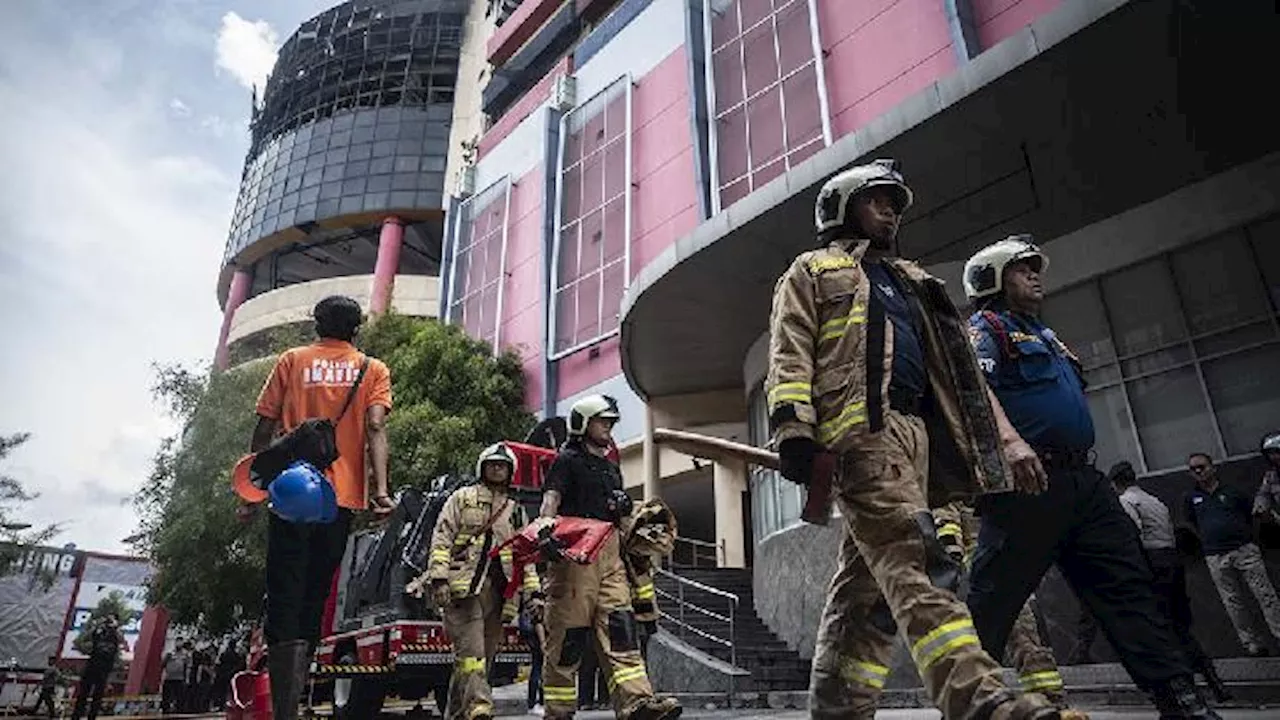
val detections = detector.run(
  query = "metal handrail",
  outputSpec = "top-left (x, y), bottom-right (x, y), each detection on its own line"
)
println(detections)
top-left (653, 566), bottom-right (740, 705)
top-left (668, 536), bottom-right (724, 568)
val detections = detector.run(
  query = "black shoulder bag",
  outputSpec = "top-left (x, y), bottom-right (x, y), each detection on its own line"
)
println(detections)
top-left (249, 357), bottom-right (371, 490)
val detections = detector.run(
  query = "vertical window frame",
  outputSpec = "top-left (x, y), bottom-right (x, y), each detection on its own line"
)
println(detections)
top-left (446, 175), bottom-right (512, 355)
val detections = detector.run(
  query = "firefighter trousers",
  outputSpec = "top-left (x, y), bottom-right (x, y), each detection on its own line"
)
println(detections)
top-left (442, 577), bottom-right (505, 720)
top-left (542, 530), bottom-right (654, 719)
top-left (936, 503), bottom-right (1066, 704)
top-left (810, 409), bottom-right (1034, 720)
top-left (969, 463), bottom-right (1192, 692)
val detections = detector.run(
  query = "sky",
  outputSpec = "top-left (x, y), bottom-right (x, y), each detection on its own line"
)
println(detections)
top-left (0, 0), bottom-right (336, 554)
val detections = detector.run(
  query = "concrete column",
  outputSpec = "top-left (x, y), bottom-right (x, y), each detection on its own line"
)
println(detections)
top-left (370, 216), bottom-right (405, 315)
top-left (713, 458), bottom-right (747, 568)
top-left (213, 268), bottom-right (253, 372)
top-left (124, 605), bottom-right (169, 694)
top-left (643, 404), bottom-right (660, 500)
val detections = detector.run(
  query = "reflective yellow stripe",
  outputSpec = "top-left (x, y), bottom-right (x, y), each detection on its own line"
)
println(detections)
top-left (499, 549), bottom-right (513, 560)
top-left (768, 382), bottom-right (812, 408)
top-left (819, 305), bottom-right (867, 343)
top-left (469, 702), bottom-right (493, 719)
top-left (839, 658), bottom-right (888, 689)
top-left (912, 619), bottom-right (981, 672)
top-left (818, 402), bottom-right (867, 443)
top-left (524, 576), bottom-right (541, 590)
top-left (430, 549), bottom-right (450, 559)
top-left (458, 657), bottom-right (485, 674)
top-left (609, 665), bottom-right (647, 690)
top-left (635, 583), bottom-right (655, 600)
top-left (936, 523), bottom-right (962, 539)
top-left (544, 686), bottom-right (577, 701)
top-left (454, 535), bottom-right (471, 546)
top-left (1020, 670), bottom-right (1064, 691)
top-left (808, 256), bottom-right (856, 273)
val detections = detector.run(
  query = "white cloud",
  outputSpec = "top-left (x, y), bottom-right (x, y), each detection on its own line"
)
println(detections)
top-left (169, 97), bottom-right (192, 117)
top-left (214, 11), bottom-right (279, 93)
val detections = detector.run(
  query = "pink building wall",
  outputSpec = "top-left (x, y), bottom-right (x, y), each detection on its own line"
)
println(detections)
top-left (817, 0), bottom-right (957, 138)
top-left (497, 168), bottom-right (549, 410)
top-left (555, 44), bottom-right (698, 402)
top-left (971, 0), bottom-right (1063, 51)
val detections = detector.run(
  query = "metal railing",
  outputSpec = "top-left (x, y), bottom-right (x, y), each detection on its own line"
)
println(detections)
top-left (666, 536), bottom-right (724, 568)
top-left (653, 566), bottom-right (741, 704)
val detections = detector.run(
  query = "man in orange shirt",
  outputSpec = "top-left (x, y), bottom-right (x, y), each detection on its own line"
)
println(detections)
top-left (238, 295), bottom-right (394, 720)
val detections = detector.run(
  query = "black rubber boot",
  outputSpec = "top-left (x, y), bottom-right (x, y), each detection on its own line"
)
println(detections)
top-left (1198, 660), bottom-right (1233, 704)
top-left (269, 639), bottom-right (310, 720)
top-left (1150, 675), bottom-right (1223, 720)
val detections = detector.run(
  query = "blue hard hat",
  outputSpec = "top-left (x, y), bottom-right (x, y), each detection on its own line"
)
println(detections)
top-left (268, 461), bottom-right (338, 524)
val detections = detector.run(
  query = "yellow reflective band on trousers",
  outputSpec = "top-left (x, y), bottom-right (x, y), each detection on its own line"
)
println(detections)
top-left (458, 656), bottom-right (485, 675)
top-left (936, 522), bottom-right (962, 540)
top-left (819, 305), bottom-right (867, 343)
top-left (523, 575), bottom-right (540, 590)
top-left (1020, 670), bottom-right (1064, 691)
top-left (911, 618), bottom-right (981, 672)
top-left (608, 665), bottom-right (647, 691)
top-left (431, 549), bottom-right (451, 559)
top-left (544, 686), bottom-right (577, 702)
top-left (768, 382), bottom-right (812, 409)
top-left (819, 402), bottom-right (867, 444)
top-left (839, 658), bottom-right (889, 690)
top-left (468, 701), bottom-right (493, 719)
top-left (635, 583), bottom-right (655, 600)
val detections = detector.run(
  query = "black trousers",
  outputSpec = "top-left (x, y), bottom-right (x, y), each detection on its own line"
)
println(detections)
top-left (969, 464), bottom-right (1191, 690)
top-left (33, 687), bottom-right (57, 718)
top-left (70, 659), bottom-right (111, 720)
top-left (1147, 547), bottom-right (1214, 673)
top-left (265, 509), bottom-right (353, 645)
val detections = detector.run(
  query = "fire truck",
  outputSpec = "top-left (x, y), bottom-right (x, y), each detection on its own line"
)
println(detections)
top-left (310, 422), bottom-right (574, 719)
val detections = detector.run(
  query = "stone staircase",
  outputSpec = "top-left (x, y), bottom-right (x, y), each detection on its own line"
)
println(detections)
top-left (653, 567), bottom-right (810, 691)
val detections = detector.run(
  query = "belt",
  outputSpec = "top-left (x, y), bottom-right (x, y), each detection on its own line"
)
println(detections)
top-left (1035, 447), bottom-right (1091, 470)
top-left (888, 386), bottom-right (924, 416)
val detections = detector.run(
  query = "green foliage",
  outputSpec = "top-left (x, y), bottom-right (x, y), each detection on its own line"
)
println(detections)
top-left (0, 432), bottom-right (61, 584)
top-left (72, 591), bottom-right (131, 656)
top-left (135, 313), bottom-right (534, 635)
top-left (225, 321), bottom-right (314, 368)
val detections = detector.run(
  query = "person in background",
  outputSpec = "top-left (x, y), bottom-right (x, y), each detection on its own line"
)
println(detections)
top-left (32, 656), bottom-right (64, 719)
top-left (1183, 452), bottom-right (1280, 657)
top-left (519, 589), bottom-right (546, 717)
top-left (159, 641), bottom-right (190, 714)
top-left (1251, 431), bottom-right (1280, 529)
top-left (210, 640), bottom-right (244, 712)
top-left (71, 614), bottom-right (124, 720)
top-left (1111, 461), bottom-right (1229, 702)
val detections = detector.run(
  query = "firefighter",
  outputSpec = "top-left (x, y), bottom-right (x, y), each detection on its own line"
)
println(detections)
top-left (962, 236), bottom-right (1219, 719)
top-left (935, 501), bottom-right (1068, 707)
top-left (406, 442), bottom-right (543, 720)
top-left (535, 395), bottom-right (681, 720)
top-left (767, 159), bottom-right (1071, 720)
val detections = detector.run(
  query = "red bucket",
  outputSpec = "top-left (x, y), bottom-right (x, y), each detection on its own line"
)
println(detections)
top-left (226, 670), bottom-right (272, 720)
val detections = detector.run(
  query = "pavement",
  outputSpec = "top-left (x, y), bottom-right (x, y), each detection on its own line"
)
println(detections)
top-left (485, 712), bottom-right (1276, 719)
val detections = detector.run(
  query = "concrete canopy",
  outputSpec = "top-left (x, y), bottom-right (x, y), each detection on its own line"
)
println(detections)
top-left (620, 0), bottom-right (1280, 401)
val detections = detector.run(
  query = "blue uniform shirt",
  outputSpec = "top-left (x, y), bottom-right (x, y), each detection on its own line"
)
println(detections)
top-left (969, 310), bottom-right (1095, 451)
top-left (864, 261), bottom-right (926, 395)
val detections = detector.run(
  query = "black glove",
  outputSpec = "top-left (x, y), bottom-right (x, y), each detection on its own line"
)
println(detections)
top-left (536, 525), bottom-right (567, 562)
top-left (606, 489), bottom-right (634, 521)
top-left (778, 437), bottom-right (819, 485)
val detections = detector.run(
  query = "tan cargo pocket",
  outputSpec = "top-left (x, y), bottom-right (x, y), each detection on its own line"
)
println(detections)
top-left (815, 268), bottom-right (858, 303)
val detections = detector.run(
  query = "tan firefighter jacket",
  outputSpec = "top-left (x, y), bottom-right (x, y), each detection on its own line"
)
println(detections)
top-left (765, 237), bottom-right (1013, 503)
top-left (425, 483), bottom-right (542, 603)
top-left (620, 499), bottom-right (678, 624)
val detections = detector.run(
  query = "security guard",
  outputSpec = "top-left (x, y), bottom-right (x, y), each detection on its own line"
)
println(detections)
top-left (934, 501), bottom-right (1068, 707)
top-left (963, 236), bottom-right (1220, 719)
top-left (407, 442), bottom-right (542, 720)
top-left (768, 160), bottom-right (1067, 720)
top-left (536, 395), bottom-right (681, 720)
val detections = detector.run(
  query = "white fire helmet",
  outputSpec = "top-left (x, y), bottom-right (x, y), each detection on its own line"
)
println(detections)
top-left (568, 394), bottom-right (621, 436)
top-left (1262, 431), bottom-right (1280, 456)
top-left (475, 442), bottom-right (518, 482)
top-left (963, 234), bottom-right (1049, 302)
top-left (814, 159), bottom-right (913, 234)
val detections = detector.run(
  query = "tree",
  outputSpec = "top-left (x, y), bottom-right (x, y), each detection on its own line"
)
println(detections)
top-left (0, 432), bottom-right (61, 581)
top-left (134, 313), bottom-right (534, 635)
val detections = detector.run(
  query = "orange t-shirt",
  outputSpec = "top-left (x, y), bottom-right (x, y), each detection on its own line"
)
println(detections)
top-left (255, 339), bottom-right (393, 510)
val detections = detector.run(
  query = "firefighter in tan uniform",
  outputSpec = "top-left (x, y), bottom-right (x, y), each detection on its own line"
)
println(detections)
top-left (535, 395), bottom-right (682, 720)
top-left (934, 501), bottom-right (1067, 706)
top-left (766, 160), bottom-right (1077, 720)
top-left (406, 442), bottom-right (542, 720)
